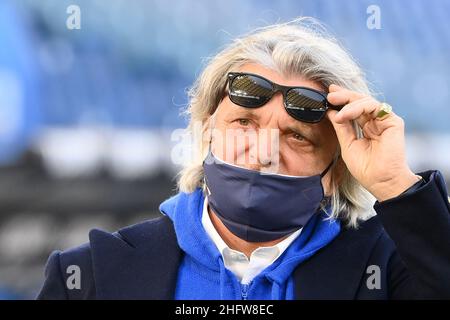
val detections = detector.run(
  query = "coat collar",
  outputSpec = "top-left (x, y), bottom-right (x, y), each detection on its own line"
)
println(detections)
top-left (293, 216), bottom-right (384, 299)
top-left (88, 216), bottom-right (182, 299)
top-left (86, 210), bottom-right (383, 300)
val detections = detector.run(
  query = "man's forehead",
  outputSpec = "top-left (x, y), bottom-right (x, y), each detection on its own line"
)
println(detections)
top-left (236, 63), bottom-right (324, 91)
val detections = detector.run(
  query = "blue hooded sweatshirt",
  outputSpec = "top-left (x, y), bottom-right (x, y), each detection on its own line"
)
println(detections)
top-left (159, 188), bottom-right (341, 300)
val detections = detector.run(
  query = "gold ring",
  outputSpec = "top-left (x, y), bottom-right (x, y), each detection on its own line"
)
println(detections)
top-left (376, 102), bottom-right (392, 119)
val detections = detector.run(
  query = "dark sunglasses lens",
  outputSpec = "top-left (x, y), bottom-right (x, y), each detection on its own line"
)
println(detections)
top-left (285, 88), bottom-right (327, 122)
top-left (229, 74), bottom-right (273, 108)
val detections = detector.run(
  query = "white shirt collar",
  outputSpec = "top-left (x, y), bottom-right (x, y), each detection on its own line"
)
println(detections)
top-left (201, 197), bottom-right (302, 284)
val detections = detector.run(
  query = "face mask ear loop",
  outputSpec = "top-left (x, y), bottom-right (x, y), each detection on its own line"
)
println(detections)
top-left (202, 138), bottom-right (212, 196)
top-left (320, 159), bottom-right (334, 178)
top-left (205, 105), bottom-right (221, 157)
top-left (319, 150), bottom-right (340, 209)
top-left (203, 109), bottom-right (219, 196)
top-left (320, 149), bottom-right (340, 178)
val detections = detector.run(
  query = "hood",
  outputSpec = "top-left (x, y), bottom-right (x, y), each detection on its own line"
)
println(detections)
top-left (159, 188), bottom-right (341, 299)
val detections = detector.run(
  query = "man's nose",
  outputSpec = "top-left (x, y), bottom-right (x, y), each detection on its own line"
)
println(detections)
top-left (248, 129), bottom-right (280, 172)
top-left (265, 90), bottom-right (285, 110)
top-left (254, 93), bottom-right (284, 169)
top-left (255, 130), bottom-right (275, 167)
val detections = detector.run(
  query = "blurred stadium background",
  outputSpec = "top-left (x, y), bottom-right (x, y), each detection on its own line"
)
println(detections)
top-left (0, 0), bottom-right (449, 299)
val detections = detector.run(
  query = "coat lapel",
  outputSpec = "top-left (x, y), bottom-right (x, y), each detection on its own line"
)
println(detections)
top-left (86, 211), bottom-right (383, 299)
top-left (89, 216), bottom-right (182, 299)
top-left (293, 216), bottom-right (383, 299)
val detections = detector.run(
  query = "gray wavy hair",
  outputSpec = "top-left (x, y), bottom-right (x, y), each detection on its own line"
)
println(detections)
top-left (177, 17), bottom-right (376, 228)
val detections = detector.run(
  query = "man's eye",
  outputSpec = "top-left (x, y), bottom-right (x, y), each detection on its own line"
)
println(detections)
top-left (237, 119), bottom-right (250, 126)
top-left (293, 133), bottom-right (305, 141)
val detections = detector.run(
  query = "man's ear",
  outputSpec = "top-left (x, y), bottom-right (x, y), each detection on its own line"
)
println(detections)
top-left (205, 104), bottom-right (222, 141)
top-left (203, 117), bottom-right (214, 143)
top-left (201, 112), bottom-right (218, 158)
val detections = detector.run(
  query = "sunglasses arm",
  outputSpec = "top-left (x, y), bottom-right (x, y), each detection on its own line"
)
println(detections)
top-left (328, 103), bottom-right (344, 111)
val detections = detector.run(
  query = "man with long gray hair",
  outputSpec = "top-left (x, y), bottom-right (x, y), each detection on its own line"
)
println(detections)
top-left (38, 18), bottom-right (450, 300)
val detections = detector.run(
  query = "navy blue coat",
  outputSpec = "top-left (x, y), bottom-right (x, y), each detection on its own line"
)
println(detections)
top-left (37, 170), bottom-right (450, 299)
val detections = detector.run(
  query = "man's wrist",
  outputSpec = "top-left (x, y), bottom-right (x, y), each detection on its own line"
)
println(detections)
top-left (371, 171), bottom-right (422, 202)
top-left (397, 174), bottom-right (425, 197)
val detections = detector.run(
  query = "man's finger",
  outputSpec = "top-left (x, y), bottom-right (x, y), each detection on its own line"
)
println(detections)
top-left (334, 97), bottom-right (379, 127)
top-left (326, 109), bottom-right (357, 151)
top-left (327, 85), bottom-right (365, 106)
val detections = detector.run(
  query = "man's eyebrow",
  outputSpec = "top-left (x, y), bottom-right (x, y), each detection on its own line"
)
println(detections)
top-left (228, 107), bottom-right (261, 120)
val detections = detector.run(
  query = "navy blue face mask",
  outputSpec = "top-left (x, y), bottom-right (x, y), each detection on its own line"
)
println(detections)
top-left (203, 150), bottom-right (335, 242)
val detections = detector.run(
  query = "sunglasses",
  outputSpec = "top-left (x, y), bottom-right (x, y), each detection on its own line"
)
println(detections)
top-left (227, 72), bottom-right (343, 123)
